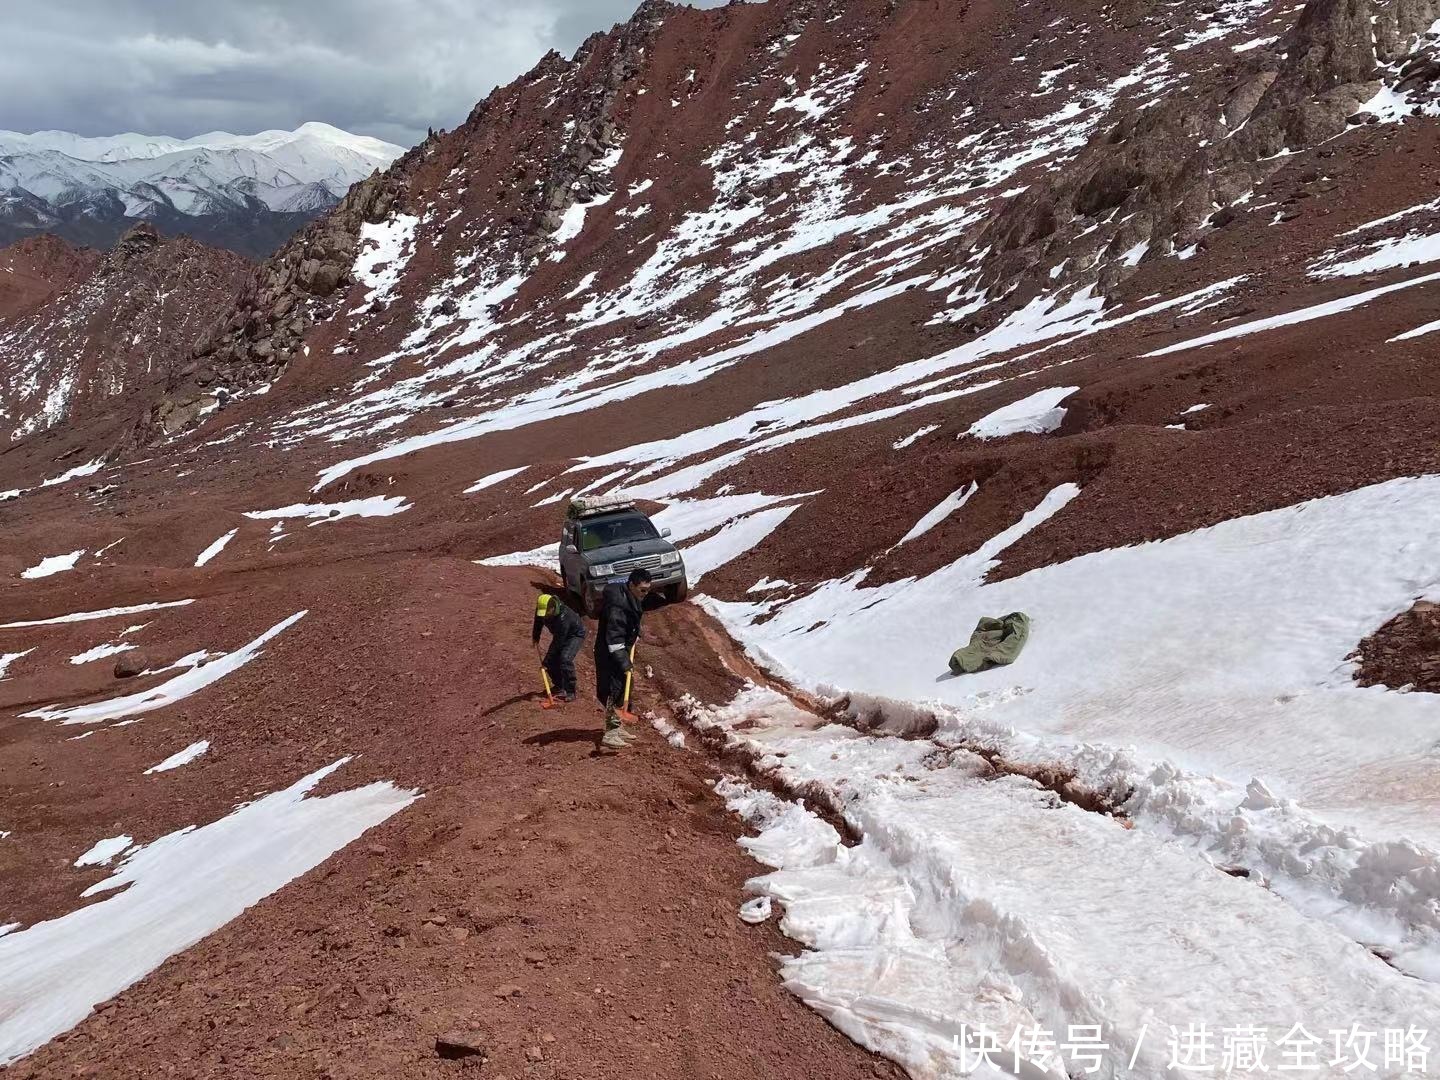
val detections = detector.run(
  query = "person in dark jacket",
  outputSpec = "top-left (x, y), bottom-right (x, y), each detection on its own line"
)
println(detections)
top-left (595, 568), bottom-right (652, 748)
top-left (533, 592), bottom-right (585, 701)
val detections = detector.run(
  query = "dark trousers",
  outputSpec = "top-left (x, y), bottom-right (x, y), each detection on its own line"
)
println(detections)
top-left (594, 646), bottom-right (628, 714)
top-left (544, 631), bottom-right (584, 695)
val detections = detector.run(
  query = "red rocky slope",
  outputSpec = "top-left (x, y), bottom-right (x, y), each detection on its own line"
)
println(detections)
top-left (0, 224), bottom-right (249, 449)
top-left (4, 0), bottom-right (1440, 1071)
top-left (95, 0), bottom-right (1440, 587)
top-left (0, 235), bottom-right (99, 325)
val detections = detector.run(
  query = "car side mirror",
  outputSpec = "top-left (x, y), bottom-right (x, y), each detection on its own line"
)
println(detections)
top-left (565, 544), bottom-right (579, 554)
top-left (661, 528), bottom-right (672, 538)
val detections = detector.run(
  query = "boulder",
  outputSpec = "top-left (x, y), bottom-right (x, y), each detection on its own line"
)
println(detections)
top-left (113, 654), bottom-right (150, 679)
top-left (434, 1031), bottom-right (487, 1060)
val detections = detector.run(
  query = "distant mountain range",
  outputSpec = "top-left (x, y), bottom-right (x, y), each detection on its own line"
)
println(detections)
top-left (0, 122), bottom-right (405, 258)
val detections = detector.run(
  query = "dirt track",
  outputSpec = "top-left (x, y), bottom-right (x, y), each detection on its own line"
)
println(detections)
top-left (1, 558), bottom-right (901, 1079)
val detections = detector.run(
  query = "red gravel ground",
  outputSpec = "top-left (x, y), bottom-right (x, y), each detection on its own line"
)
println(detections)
top-left (1, 559), bottom-right (899, 1080)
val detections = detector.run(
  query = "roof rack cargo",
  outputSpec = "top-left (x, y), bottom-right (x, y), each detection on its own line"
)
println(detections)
top-left (567, 494), bottom-right (637, 520)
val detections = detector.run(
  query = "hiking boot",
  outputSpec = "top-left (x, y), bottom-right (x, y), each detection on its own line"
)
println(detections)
top-left (559, 691), bottom-right (576, 703)
top-left (600, 728), bottom-right (628, 750)
top-left (614, 725), bottom-right (638, 744)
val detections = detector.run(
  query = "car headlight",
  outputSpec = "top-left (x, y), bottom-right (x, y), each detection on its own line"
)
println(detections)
top-left (659, 551), bottom-right (681, 566)
top-left (590, 563), bottom-right (613, 577)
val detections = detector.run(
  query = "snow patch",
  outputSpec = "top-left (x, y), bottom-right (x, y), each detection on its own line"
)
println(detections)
top-left (464, 466), bottom-right (528, 494)
top-left (193, 529), bottom-right (238, 568)
top-left (68, 642), bottom-right (137, 666)
top-left (353, 214), bottom-right (420, 306)
top-left (73, 836), bottom-right (132, 869)
top-left (23, 611), bottom-right (306, 726)
top-left (895, 482), bottom-right (978, 547)
top-left (143, 741), bottom-right (210, 774)
top-left (243, 496), bottom-right (410, 526)
top-left (20, 550), bottom-right (85, 580)
top-left (965, 386), bottom-right (1077, 440)
top-left (1, 600), bottom-right (195, 630)
top-left (0, 758), bottom-right (417, 1065)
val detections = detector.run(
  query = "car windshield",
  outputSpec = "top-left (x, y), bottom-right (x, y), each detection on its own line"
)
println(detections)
top-left (580, 515), bottom-right (658, 550)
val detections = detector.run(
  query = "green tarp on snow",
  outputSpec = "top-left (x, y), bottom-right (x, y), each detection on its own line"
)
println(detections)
top-left (948, 612), bottom-right (1031, 674)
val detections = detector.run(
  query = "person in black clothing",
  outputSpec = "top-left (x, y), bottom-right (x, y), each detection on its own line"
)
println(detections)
top-left (595, 568), bottom-right (652, 747)
top-left (533, 592), bottom-right (585, 701)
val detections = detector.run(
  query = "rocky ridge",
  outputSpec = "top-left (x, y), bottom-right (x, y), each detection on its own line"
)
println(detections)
top-left (0, 224), bottom-right (250, 446)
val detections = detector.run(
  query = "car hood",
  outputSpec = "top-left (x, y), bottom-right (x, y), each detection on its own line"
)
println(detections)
top-left (584, 538), bottom-right (675, 563)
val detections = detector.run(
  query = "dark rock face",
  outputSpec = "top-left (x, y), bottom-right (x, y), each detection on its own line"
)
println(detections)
top-left (1354, 601), bottom-right (1440, 693)
top-left (976, 0), bottom-right (1440, 300)
top-left (113, 653), bottom-right (150, 679)
top-left (140, 163), bottom-right (419, 442)
top-left (523, 1), bottom-right (668, 255)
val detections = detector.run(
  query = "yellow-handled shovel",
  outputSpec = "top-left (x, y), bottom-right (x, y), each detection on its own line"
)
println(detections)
top-left (618, 644), bottom-right (638, 722)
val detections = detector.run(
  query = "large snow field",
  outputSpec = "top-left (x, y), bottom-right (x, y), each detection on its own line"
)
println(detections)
top-left (700, 474), bottom-right (1440, 988)
top-left (695, 702), bottom-right (1439, 1080)
top-left (0, 759), bottom-right (417, 1065)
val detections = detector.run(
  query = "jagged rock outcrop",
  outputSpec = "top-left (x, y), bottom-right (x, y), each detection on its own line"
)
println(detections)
top-left (140, 146), bottom-right (428, 440)
top-left (975, 0), bottom-right (1440, 303)
top-left (138, 0), bottom-right (676, 443)
top-left (524, 0), bottom-right (670, 255)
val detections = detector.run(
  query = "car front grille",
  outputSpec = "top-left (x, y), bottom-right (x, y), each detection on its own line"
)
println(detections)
top-left (613, 554), bottom-right (663, 573)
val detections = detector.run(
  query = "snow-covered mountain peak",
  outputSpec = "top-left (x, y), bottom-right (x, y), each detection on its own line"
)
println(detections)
top-left (0, 124), bottom-right (406, 257)
top-left (0, 123), bottom-right (401, 169)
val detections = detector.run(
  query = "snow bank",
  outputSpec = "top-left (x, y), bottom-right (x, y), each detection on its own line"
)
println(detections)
top-left (1389, 316), bottom-right (1440, 342)
top-left (693, 689), bottom-right (1440, 1080)
top-left (1145, 269), bottom-right (1440, 356)
top-left (353, 214), bottom-right (420, 306)
top-left (0, 758), bottom-right (418, 1065)
top-left (19, 550), bottom-right (85, 580)
top-left (38, 459), bottom-right (104, 488)
top-left (474, 545), bottom-right (559, 570)
top-left (243, 496), bottom-right (409, 526)
top-left (681, 505), bottom-right (801, 587)
top-left (895, 482), bottom-right (978, 546)
top-left (68, 642), bottom-right (136, 665)
top-left (1313, 231), bottom-right (1440, 278)
top-left (893, 424), bottom-right (938, 449)
top-left (23, 611), bottom-right (306, 726)
top-left (966, 386), bottom-right (1076, 439)
top-left (143, 741), bottom-right (210, 774)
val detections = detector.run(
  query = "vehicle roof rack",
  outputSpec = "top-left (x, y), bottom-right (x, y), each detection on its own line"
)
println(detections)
top-left (567, 494), bottom-right (637, 520)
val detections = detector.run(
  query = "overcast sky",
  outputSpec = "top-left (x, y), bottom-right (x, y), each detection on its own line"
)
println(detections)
top-left (0, 0), bottom-right (732, 149)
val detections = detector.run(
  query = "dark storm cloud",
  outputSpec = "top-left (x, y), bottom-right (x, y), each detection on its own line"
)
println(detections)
top-left (0, 0), bottom-right (733, 148)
